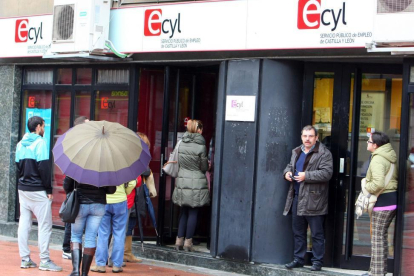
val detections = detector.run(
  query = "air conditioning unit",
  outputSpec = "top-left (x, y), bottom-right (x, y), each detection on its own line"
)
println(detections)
top-left (372, 0), bottom-right (414, 46)
top-left (48, 0), bottom-right (111, 55)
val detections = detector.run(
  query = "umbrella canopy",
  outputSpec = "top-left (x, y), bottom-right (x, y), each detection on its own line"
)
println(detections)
top-left (53, 120), bottom-right (151, 187)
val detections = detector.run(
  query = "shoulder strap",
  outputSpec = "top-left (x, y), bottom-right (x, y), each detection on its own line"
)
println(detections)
top-left (377, 163), bottom-right (395, 196)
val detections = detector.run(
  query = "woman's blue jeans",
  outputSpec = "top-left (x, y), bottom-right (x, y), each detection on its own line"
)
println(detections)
top-left (71, 203), bottom-right (106, 248)
top-left (95, 201), bottom-right (128, 268)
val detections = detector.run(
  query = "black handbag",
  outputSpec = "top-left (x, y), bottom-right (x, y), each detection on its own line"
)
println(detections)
top-left (59, 181), bottom-right (80, 223)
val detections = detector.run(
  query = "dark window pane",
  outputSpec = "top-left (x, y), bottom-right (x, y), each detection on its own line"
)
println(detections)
top-left (57, 68), bottom-right (72, 85)
top-left (76, 68), bottom-right (92, 85)
top-left (74, 91), bottom-right (91, 119)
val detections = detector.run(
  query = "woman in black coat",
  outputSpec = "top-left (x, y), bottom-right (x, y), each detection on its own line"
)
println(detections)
top-left (64, 177), bottom-right (116, 276)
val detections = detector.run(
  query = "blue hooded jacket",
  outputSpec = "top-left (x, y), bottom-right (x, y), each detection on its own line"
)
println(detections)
top-left (15, 133), bottom-right (52, 194)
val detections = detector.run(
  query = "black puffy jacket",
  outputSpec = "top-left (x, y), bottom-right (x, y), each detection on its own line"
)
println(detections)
top-left (63, 176), bottom-right (116, 205)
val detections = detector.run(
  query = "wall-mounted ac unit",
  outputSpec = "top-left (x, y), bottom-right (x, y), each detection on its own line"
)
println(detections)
top-left (372, 0), bottom-right (414, 46)
top-left (48, 0), bottom-right (111, 55)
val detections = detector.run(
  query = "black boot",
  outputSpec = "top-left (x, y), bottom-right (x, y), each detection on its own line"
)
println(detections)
top-left (81, 247), bottom-right (96, 276)
top-left (69, 242), bottom-right (82, 276)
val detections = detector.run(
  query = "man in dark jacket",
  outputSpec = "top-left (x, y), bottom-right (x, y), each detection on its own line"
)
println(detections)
top-left (15, 116), bottom-right (62, 271)
top-left (283, 125), bottom-right (333, 272)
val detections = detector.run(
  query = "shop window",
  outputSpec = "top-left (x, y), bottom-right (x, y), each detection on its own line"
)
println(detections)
top-left (52, 90), bottom-right (72, 226)
top-left (24, 69), bottom-right (53, 85)
top-left (97, 69), bottom-right (129, 84)
top-left (410, 66), bottom-right (414, 83)
top-left (95, 90), bottom-right (129, 127)
top-left (312, 72), bottom-right (334, 147)
top-left (76, 68), bottom-right (92, 85)
top-left (21, 90), bottom-right (53, 154)
top-left (403, 93), bottom-right (414, 275)
top-left (57, 68), bottom-right (72, 85)
top-left (75, 91), bottom-right (91, 119)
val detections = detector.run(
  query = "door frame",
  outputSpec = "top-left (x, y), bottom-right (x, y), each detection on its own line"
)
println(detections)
top-left (156, 66), bottom-right (217, 245)
top-left (303, 62), bottom-right (403, 270)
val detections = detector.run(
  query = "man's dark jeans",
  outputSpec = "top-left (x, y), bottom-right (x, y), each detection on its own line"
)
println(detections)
top-left (62, 222), bottom-right (71, 253)
top-left (292, 196), bottom-right (325, 266)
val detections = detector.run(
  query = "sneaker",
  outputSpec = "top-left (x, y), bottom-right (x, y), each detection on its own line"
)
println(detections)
top-left (112, 266), bottom-right (123, 273)
top-left (62, 251), bottom-right (71, 260)
top-left (91, 265), bottom-right (106, 273)
top-left (21, 258), bottom-right (37, 269)
top-left (39, 260), bottom-right (63, 272)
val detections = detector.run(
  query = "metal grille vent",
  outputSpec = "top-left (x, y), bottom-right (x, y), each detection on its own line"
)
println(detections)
top-left (52, 5), bottom-right (75, 41)
top-left (378, 0), bottom-right (414, 13)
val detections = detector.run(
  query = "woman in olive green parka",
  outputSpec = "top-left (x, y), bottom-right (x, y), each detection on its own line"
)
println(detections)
top-left (362, 131), bottom-right (398, 276)
top-left (172, 119), bottom-right (209, 252)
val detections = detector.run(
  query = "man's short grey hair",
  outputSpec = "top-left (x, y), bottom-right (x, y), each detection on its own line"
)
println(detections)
top-left (301, 125), bottom-right (318, 136)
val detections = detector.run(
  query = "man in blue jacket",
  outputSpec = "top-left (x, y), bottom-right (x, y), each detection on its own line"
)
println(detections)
top-left (15, 116), bottom-right (62, 272)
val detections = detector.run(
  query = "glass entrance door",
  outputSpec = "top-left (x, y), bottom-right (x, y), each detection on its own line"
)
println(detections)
top-left (304, 64), bottom-right (403, 271)
top-left (141, 66), bottom-right (218, 247)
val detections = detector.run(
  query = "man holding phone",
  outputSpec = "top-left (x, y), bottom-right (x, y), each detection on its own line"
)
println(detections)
top-left (283, 125), bottom-right (333, 272)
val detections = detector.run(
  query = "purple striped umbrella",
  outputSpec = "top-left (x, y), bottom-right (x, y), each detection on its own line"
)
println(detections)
top-left (53, 120), bottom-right (151, 187)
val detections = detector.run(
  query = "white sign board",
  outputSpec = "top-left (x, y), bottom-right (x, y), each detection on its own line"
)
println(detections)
top-left (225, 96), bottom-right (256, 122)
top-left (0, 15), bottom-right (52, 58)
top-left (0, 0), bottom-right (376, 58)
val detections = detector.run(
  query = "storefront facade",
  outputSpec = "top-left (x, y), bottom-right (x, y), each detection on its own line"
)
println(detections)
top-left (1, 0), bottom-right (413, 275)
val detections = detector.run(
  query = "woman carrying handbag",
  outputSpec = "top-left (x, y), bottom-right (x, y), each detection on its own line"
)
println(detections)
top-left (172, 119), bottom-right (210, 252)
top-left (361, 131), bottom-right (398, 276)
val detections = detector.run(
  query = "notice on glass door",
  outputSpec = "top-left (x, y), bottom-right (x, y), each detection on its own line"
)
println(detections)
top-left (225, 96), bottom-right (256, 122)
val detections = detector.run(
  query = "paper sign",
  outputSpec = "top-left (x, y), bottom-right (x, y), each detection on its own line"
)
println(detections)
top-left (225, 96), bottom-right (256, 122)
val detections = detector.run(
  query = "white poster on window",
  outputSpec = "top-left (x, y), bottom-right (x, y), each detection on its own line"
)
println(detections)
top-left (225, 96), bottom-right (256, 122)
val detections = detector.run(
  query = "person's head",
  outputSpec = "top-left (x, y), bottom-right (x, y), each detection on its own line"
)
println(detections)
top-left (28, 116), bottom-right (45, 137)
top-left (137, 132), bottom-right (151, 148)
top-left (301, 125), bottom-right (318, 150)
top-left (187, 119), bottom-right (203, 134)
top-left (74, 116), bottom-right (89, 126)
top-left (367, 131), bottom-right (390, 153)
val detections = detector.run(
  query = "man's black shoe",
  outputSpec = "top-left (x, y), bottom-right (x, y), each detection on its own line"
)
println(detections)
top-left (285, 260), bottom-right (303, 269)
top-left (310, 263), bottom-right (322, 271)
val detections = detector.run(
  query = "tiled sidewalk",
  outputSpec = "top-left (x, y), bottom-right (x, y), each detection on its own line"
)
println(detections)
top-left (0, 237), bottom-right (230, 276)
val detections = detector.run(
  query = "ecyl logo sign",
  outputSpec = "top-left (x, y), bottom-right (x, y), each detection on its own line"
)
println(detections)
top-left (101, 98), bottom-right (116, 110)
top-left (144, 9), bottom-right (181, 38)
top-left (298, 0), bottom-right (347, 31)
top-left (15, 19), bottom-right (43, 44)
top-left (231, 100), bottom-right (244, 109)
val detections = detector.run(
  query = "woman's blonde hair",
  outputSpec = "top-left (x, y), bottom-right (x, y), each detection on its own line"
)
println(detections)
top-left (186, 119), bottom-right (203, 133)
top-left (137, 132), bottom-right (151, 148)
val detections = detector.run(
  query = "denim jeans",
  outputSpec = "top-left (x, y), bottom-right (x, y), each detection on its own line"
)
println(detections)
top-left (71, 203), bottom-right (106, 248)
top-left (95, 201), bottom-right (128, 268)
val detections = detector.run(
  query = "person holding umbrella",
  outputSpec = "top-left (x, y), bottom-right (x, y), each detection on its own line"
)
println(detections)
top-left (52, 120), bottom-right (151, 275)
top-left (172, 119), bottom-right (210, 252)
top-left (62, 116), bottom-right (116, 276)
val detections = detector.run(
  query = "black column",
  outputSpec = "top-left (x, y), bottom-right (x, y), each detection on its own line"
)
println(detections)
top-left (211, 59), bottom-right (303, 264)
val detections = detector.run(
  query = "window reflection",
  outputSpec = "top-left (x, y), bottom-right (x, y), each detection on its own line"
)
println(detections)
top-left (402, 94), bottom-right (414, 275)
top-left (95, 90), bottom-right (129, 127)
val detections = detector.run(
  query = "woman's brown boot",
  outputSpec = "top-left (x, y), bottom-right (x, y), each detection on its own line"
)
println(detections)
top-left (123, 236), bottom-right (142, 263)
top-left (175, 237), bottom-right (184, 251)
top-left (183, 238), bottom-right (193, 252)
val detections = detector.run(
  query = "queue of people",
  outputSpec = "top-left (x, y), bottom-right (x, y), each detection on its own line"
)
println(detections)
top-left (15, 115), bottom-right (397, 276)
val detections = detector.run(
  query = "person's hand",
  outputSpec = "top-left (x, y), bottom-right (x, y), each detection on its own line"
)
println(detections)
top-left (285, 172), bottom-right (293, 182)
top-left (294, 172), bottom-right (306, 182)
top-left (47, 194), bottom-right (53, 200)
